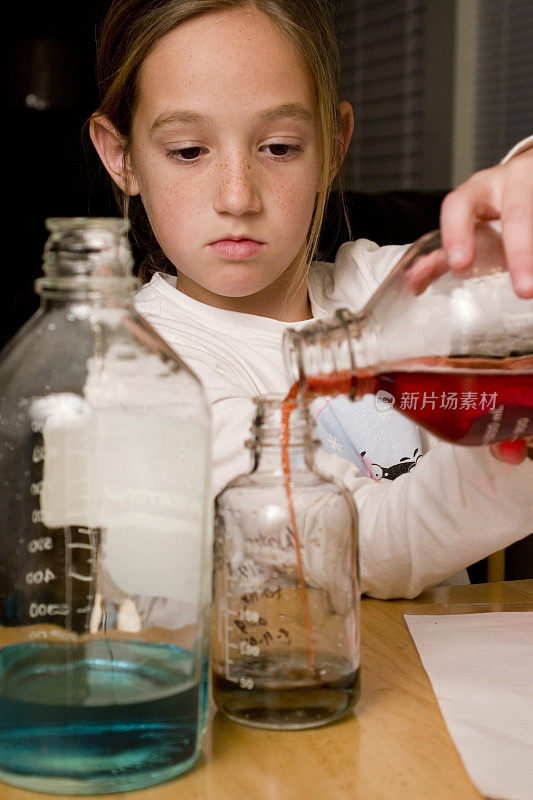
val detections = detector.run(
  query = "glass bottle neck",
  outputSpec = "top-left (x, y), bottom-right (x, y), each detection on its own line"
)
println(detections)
top-left (250, 439), bottom-right (317, 475)
top-left (283, 310), bottom-right (378, 400)
top-left (36, 217), bottom-right (139, 304)
top-left (246, 396), bottom-right (318, 475)
top-left (37, 279), bottom-right (139, 306)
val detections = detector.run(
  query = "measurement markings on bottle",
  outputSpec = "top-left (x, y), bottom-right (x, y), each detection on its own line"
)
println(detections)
top-left (67, 571), bottom-right (94, 582)
top-left (27, 536), bottom-right (53, 553)
top-left (238, 608), bottom-right (260, 623)
top-left (75, 605), bottom-right (94, 614)
top-left (224, 608), bottom-right (240, 649)
top-left (239, 640), bottom-right (260, 657)
top-left (66, 531), bottom-right (98, 583)
top-left (25, 568), bottom-right (56, 584)
top-left (67, 542), bottom-right (94, 550)
top-left (29, 602), bottom-right (69, 618)
top-left (31, 445), bottom-right (46, 463)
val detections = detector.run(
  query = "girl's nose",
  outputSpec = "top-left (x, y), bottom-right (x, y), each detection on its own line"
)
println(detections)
top-left (213, 156), bottom-right (262, 216)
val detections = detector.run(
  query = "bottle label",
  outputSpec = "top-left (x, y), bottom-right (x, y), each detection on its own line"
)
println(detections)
top-left (35, 395), bottom-right (210, 607)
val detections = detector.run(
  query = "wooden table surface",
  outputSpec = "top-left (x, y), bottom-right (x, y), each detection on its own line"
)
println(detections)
top-left (1, 579), bottom-right (532, 800)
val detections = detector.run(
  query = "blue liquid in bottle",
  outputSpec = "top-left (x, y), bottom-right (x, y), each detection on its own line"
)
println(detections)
top-left (0, 639), bottom-right (205, 794)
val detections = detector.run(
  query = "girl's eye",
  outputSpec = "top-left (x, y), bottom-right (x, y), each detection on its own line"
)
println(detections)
top-left (167, 146), bottom-right (207, 162)
top-left (262, 143), bottom-right (303, 158)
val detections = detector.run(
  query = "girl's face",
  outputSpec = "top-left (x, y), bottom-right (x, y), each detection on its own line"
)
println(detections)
top-left (126, 8), bottom-right (324, 319)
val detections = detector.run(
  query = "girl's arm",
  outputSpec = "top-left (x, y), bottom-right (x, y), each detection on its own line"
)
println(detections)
top-left (336, 441), bottom-right (533, 599)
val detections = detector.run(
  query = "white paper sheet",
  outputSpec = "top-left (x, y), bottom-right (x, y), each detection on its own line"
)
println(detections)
top-left (404, 611), bottom-right (533, 800)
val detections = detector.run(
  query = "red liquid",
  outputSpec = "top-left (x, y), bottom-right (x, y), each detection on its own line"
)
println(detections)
top-left (301, 356), bottom-right (533, 446)
top-left (281, 393), bottom-right (316, 672)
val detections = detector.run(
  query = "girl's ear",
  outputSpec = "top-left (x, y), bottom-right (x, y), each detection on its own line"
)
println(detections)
top-left (329, 101), bottom-right (354, 183)
top-left (89, 114), bottom-right (140, 196)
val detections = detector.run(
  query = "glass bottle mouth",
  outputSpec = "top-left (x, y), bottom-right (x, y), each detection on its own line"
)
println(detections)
top-left (38, 217), bottom-right (136, 288)
top-left (245, 394), bottom-right (318, 449)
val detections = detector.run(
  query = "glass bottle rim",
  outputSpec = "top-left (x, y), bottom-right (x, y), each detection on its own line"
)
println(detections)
top-left (45, 217), bottom-right (130, 234)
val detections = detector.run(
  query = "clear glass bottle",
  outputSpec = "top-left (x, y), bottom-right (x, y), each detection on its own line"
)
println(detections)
top-left (284, 223), bottom-right (533, 447)
top-left (211, 396), bottom-right (360, 730)
top-left (0, 218), bottom-right (212, 794)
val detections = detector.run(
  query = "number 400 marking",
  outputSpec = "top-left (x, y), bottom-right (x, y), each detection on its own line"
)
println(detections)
top-left (26, 568), bottom-right (56, 585)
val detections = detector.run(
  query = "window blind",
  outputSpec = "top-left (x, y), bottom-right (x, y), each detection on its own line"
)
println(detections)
top-left (334, 0), bottom-right (427, 191)
top-left (474, 0), bottom-right (533, 170)
top-left (335, 0), bottom-right (533, 191)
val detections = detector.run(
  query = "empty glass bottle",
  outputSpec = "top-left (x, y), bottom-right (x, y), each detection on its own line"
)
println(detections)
top-left (211, 396), bottom-right (360, 729)
top-left (284, 223), bottom-right (533, 447)
top-left (0, 218), bottom-right (212, 794)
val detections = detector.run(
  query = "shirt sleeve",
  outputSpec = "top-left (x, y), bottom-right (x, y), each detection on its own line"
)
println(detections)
top-left (350, 442), bottom-right (533, 599)
top-left (500, 135), bottom-right (533, 162)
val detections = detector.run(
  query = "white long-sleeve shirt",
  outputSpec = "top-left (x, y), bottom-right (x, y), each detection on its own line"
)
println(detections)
top-left (135, 237), bottom-right (533, 599)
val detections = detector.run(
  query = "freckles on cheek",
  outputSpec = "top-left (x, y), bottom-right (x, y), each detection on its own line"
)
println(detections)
top-left (139, 168), bottom-right (203, 222)
top-left (140, 188), bottom-right (171, 229)
top-left (276, 180), bottom-right (317, 226)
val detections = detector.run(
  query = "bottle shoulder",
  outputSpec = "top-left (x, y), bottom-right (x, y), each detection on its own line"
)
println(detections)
top-left (0, 305), bottom-right (210, 421)
top-left (128, 308), bottom-right (208, 390)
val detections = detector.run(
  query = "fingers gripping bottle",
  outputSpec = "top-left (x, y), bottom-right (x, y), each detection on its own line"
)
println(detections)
top-left (283, 223), bottom-right (533, 448)
top-left (0, 219), bottom-right (212, 794)
top-left (211, 396), bottom-right (360, 729)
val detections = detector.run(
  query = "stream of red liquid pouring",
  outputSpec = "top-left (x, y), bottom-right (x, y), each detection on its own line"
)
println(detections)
top-left (281, 386), bottom-right (317, 672)
top-left (281, 375), bottom-right (354, 673)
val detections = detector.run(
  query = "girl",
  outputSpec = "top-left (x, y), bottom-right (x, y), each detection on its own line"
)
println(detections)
top-left (90, 0), bottom-right (533, 598)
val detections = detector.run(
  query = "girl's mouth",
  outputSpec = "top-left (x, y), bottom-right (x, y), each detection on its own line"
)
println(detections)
top-left (209, 239), bottom-right (265, 259)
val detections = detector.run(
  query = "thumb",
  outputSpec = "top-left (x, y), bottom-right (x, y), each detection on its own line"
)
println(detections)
top-left (489, 439), bottom-right (529, 465)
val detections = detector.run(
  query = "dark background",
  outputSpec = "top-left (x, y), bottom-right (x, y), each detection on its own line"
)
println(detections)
top-left (3, 1), bottom-right (531, 581)
top-left (3, 1), bottom-right (113, 349)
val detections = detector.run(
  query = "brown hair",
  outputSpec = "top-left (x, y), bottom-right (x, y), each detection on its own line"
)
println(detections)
top-left (93, 0), bottom-right (346, 283)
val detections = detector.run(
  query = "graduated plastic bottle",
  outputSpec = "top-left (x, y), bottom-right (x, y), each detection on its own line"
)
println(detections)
top-left (211, 396), bottom-right (360, 729)
top-left (0, 218), bottom-right (212, 794)
top-left (284, 224), bottom-right (533, 447)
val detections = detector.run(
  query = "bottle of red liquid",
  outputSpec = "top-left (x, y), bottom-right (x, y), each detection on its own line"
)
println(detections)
top-left (283, 223), bottom-right (533, 447)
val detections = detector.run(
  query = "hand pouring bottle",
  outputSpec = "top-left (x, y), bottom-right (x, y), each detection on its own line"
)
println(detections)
top-left (284, 223), bottom-right (533, 450)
